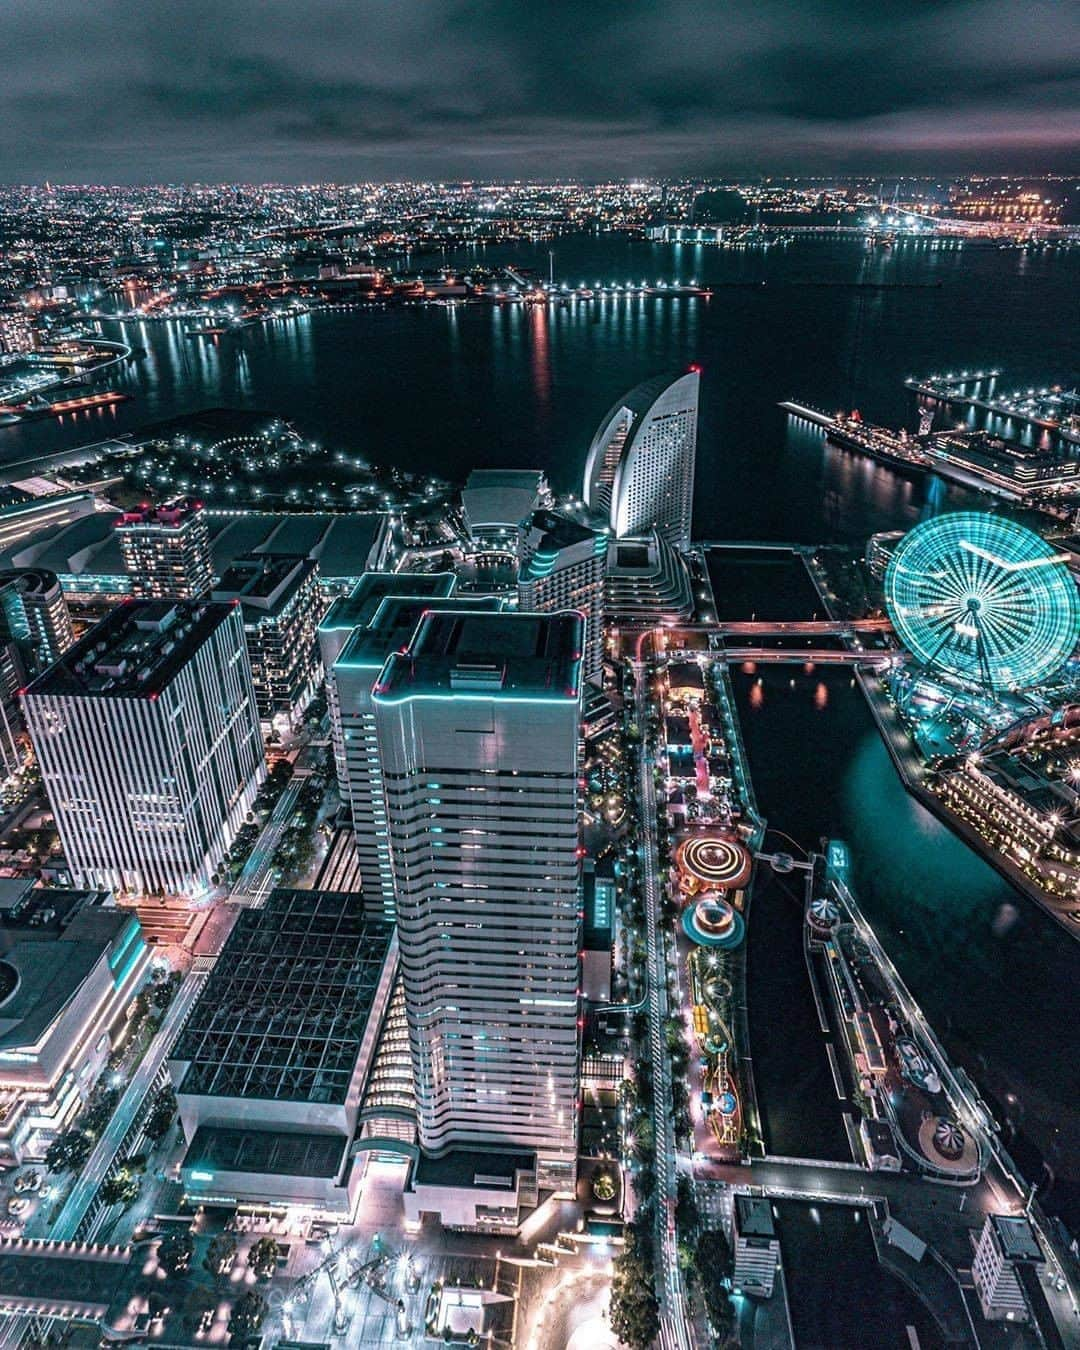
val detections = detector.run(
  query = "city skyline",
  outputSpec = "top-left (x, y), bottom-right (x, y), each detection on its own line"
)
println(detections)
top-left (0, 45), bottom-right (1075, 1341)
top-left (0, 0), bottom-right (1076, 183)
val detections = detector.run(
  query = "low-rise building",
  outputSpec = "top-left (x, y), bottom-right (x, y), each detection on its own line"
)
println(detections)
top-left (404, 1149), bottom-right (538, 1235)
top-left (461, 469), bottom-right (551, 552)
top-left (170, 889), bottom-right (397, 1213)
top-left (0, 880), bottom-right (151, 1163)
top-left (581, 859), bottom-right (615, 1003)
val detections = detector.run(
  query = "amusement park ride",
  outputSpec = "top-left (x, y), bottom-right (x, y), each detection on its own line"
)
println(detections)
top-left (884, 511), bottom-right (1080, 698)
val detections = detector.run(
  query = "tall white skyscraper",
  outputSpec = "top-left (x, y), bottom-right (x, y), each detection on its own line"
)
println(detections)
top-left (23, 600), bottom-right (263, 898)
top-left (373, 610), bottom-right (583, 1192)
top-left (325, 585), bottom-right (501, 917)
top-left (583, 367), bottom-right (700, 551)
top-left (518, 510), bottom-right (607, 687)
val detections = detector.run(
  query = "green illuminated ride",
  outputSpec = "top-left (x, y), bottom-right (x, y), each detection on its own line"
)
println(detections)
top-left (884, 512), bottom-right (1080, 692)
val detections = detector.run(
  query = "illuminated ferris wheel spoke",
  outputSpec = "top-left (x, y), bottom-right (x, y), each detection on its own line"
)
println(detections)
top-left (885, 512), bottom-right (1080, 691)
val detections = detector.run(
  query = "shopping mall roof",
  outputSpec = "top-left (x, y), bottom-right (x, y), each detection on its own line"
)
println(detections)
top-left (171, 889), bottom-right (394, 1105)
top-left (0, 506), bottom-right (386, 595)
top-left (206, 510), bottom-right (388, 587)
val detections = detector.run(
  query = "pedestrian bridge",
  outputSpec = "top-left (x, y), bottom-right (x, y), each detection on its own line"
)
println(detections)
top-left (721, 647), bottom-right (892, 667)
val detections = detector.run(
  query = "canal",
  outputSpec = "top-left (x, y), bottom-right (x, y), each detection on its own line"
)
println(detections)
top-left (710, 550), bottom-right (1080, 1235)
top-left (774, 1201), bottom-right (943, 1350)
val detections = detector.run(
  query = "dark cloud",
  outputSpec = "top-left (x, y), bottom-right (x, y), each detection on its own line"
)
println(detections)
top-left (0, 0), bottom-right (1075, 180)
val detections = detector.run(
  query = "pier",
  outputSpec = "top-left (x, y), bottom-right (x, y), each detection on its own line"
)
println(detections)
top-left (907, 371), bottom-right (1080, 447)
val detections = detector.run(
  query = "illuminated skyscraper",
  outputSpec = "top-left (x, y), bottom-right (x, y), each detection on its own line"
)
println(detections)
top-left (373, 611), bottom-right (583, 1195)
top-left (116, 498), bottom-right (213, 600)
top-left (518, 510), bottom-right (606, 686)
top-left (0, 568), bottom-right (74, 674)
top-left (320, 572), bottom-right (499, 918)
top-left (23, 600), bottom-right (263, 898)
top-left (583, 368), bottom-right (699, 550)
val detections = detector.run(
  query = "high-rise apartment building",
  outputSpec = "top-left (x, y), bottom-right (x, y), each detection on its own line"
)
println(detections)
top-left (583, 368), bottom-right (699, 551)
top-left (518, 510), bottom-right (606, 686)
top-left (0, 568), bottom-right (75, 675)
top-left (211, 553), bottom-right (324, 728)
top-left (115, 498), bottom-right (213, 599)
top-left (23, 600), bottom-right (263, 898)
top-left (373, 610), bottom-right (583, 1198)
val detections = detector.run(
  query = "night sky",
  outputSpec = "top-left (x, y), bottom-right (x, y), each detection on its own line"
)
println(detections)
top-left (3, 0), bottom-right (1077, 181)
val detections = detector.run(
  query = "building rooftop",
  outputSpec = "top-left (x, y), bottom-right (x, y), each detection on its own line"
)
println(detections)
top-left (0, 1243), bottom-right (132, 1319)
top-left (115, 498), bottom-right (204, 531)
top-left (0, 896), bottom-right (138, 1052)
top-left (990, 1214), bottom-right (1044, 1263)
top-left (320, 570), bottom-right (455, 637)
top-left (3, 507), bottom-right (386, 594)
top-left (338, 593), bottom-right (503, 671)
top-left (520, 510), bottom-right (606, 581)
top-left (172, 889), bottom-right (394, 1105)
top-left (735, 1194), bottom-right (776, 1239)
top-left (23, 599), bottom-right (236, 699)
top-left (374, 609), bottom-right (583, 702)
top-left (582, 859), bottom-right (615, 950)
top-left (462, 469), bottom-right (548, 534)
top-left (211, 553), bottom-right (316, 620)
top-left (184, 1125), bottom-right (347, 1179)
top-left (3, 508), bottom-right (125, 579)
top-left (667, 661), bottom-right (706, 691)
top-left (207, 511), bottom-right (387, 584)
top-left (413, 1147), bottom-right (534, 1189)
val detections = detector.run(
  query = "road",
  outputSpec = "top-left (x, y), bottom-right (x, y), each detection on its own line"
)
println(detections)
top-left (231, 772), bottom-right (307, 905)
top-left (49, 969), bottom-right (208, 1241)
top-left (633, 660), bottom-right (693, 1350)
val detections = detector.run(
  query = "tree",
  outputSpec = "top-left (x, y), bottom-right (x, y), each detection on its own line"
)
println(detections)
top-left (609, 1227), bottom-right (660, 1350)
top-left (45, 1130), bottom-right (93, 1174)
top-left (228, 1289), bottom-right (266, 1336)
top-left (144, 1085), bottom-right (177, 1142)
top-left (157, 1229), bottom-right (194, 1277)
top-left (182, 1286), bottom-right (218, 1335)
top-left (695, 1228), bottom-right (735, 1336)
top-left (81, 1086), bottom-right (121, 1135)
top-left (204, 1232), bottom-right (238, 1279)
top-left (101, 1167), bottom-right (140, 1208)
top-left (247, 1235), bottom-right (279, 1280)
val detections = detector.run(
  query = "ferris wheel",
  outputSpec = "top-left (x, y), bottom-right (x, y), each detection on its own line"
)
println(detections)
top-left (884, 512), bottom-right (1080, 691)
